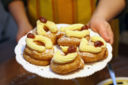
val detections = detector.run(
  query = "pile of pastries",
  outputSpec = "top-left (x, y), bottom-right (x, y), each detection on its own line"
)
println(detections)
top-left (23, 17), bottom-right (108, 74)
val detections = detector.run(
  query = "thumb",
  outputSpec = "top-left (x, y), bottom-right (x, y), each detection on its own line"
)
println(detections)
top-left (16, 31), bottom-right (26, 42)
top-left (16, 32), bottom-right (22, 42)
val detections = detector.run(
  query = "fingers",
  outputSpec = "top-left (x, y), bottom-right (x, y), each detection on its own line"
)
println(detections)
top-left (16, 31), bottom-right (25, 42)
top-left (89, 21), bottom-right (110, 42)
top-left (16, 29), bottom-right (30, 42)
top-left (99, 22), bottom-right (113, 44)
top-left (107, 25), bottom-right (114, 44)
top-left (88, 23), bottom-right (98, 32)
top-left (98, 24), bottom-right (110, 42)
top-left (16, 25), bottom-right (33, 42)
top-left (89, 20), bottom-right (113, 44)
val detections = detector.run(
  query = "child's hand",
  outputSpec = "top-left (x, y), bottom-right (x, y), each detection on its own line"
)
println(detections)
top-left (89, 17), bottom-right (113, 44)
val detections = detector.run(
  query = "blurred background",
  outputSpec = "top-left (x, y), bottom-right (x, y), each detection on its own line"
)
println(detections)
top-left (0, 0), bottom-right (128, 85)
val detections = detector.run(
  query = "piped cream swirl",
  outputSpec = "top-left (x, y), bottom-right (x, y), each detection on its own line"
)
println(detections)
top-left (65, 30), bottom-right (90, 38)
top-left (52, 51), bottom-right (77, 64)
top-left (79, 36), bottom-right (106, 53)
top-left (36, 20), bottom-right (58, 35)
top-left (26, 35), bottom-right (53, 52)
top-left (60, 24), bottom-right (84, 32)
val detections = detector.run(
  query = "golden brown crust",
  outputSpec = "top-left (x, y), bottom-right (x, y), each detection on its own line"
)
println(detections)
top-left (24, 46), bottom-right (53, 60)
top-left (23, 53), bottom-right (50, 66)
top-left (57, 36), bottom-right (81, 46)
top-left (57, 35), bottom-right (90, 46)
top-left (78, 48), bottom-right (108, 63)
top-left (50, 56), bottom-right (84, 74)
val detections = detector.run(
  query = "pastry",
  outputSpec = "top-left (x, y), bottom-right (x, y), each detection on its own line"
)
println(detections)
top-left (57, 24), bottom-right (90, 46)
top-left (23, 33), bottom-right (54, 66)
top-left (36, 17), bottom-right (58, 44)
top-left (50, 45), bottom-right (84, 74)
top-left (78, 36), bottom-right (108, 63)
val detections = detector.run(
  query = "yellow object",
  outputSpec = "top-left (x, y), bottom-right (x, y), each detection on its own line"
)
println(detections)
top-left (36, 20), bottom-right (46, 35)
top-left (80, 38), bottom-right (101, 53)
top-left (103, 79), bottom-right (128, 85)
top-left (46, 21), bottom-right (58, 33)
top-left (65, 30), bottom-right (90, 38)
top-left (27, 0), bottom-right (96, 24)
top-left (60, 24), bottom-right (84, 32)
top-left (103, 80), bottom-right (128, 85)
top-left (91, 36), bottom-right (106, 47)
top-left (79, 36), bottom-right (106, 53)
top-left (53, 51), bottom-right (77, 64)
top-left (60, 46), bottom-right (69, 53)
top-left (36, 20), bottom-right (58, 35)
top-left (27, 0), bottom-right (118, 57)
top-left (26, 35), bottom-right (53, 52)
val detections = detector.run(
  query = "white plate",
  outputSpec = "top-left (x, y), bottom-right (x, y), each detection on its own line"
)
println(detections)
top-left (15, 24), bottom-right (112, 80)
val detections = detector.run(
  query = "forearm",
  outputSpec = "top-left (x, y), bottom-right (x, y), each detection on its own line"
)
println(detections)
top-left (8, 0), bottom-right (32, 41)
top-left (8, 0), bottom-right (30, 27)
top-left (92, 0), bottom-right (126, 21)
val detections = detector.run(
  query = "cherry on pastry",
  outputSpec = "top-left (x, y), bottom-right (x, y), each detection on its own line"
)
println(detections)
top-left (81, 25), bottom-right (89, 30)
top-left (94, 41), bottom-right (104, 47)
top-left (27, 33), bottom-right (35, 39)
top-left (43, 26), bottom-right (49, 32)
top-left (39, 17), bottom-right (47, 23)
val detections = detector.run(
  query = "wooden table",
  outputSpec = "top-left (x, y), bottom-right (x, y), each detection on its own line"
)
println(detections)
top-left (0, 58), bottom-right (110, 85)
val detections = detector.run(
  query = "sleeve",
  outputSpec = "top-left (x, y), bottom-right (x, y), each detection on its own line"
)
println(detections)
top-left (1, 0), bottom-right (14, 11)
top-left (126, 0), bottom-right (128, 4)
top-left (1, 0), bottom-right (26, 11)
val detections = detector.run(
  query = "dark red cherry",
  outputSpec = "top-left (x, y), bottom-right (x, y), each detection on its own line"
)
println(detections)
top-left (43, 26), bottom-right (49, 32)
top-left (81, 25), bottom-right (89, 30)
top-left (94, 41), bottom-right (104, 47)
top-left (39, 17), bottom-right (47, 23)
top-left (27, 33), bottom-right (35, 39)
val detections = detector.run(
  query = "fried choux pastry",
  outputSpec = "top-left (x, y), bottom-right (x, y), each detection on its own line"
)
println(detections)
top-left (36, 17), bottom-right (58, 44)
top-left (57, 36), bottom-right (81, 46)
top-left (50, 45), bottom-right (84, 74)
top-left (23, 53), bottom-right (50, 66)
top-left (57, 24), bottom-right (90, 46)
top-left (24, 46), bottom-right (53, 60)
top-left (78, 36), bottom-right (108, 63)
top-left (23, 33), bottom-right (54, 66)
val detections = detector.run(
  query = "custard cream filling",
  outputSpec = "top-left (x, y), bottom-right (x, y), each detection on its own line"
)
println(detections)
top-left (60, 24), bottom-right (84, 32)
top-left (37, 20), bottom-right (46, 35)
top-left (46, 21), bottom-right (58, 33)
top-left (36, 20), bottom-right (58, 35)
top-left (53, 51), bottom-right (77, 64)
top-left (91, 36), bottom-right (106, 47)
top-left (26, 35), bottom-right (53, 52)
top-left (79, 36), bottom-right (106, 53)
top-left (60, 46), bottom-right (69, 53)
top-left (60, 46), bottom-right (79, 53)
top-left (65, 30), bottom-right (90, 38)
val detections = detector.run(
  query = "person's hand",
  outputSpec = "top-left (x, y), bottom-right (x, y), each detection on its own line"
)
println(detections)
top-left (88, 17), bottom-right (114, 44)
top-left (16, 23), bottom-right (33, 42)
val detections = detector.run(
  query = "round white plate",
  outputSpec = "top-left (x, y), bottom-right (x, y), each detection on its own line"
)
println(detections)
top-left (15, 24), bottom-right (112, 80)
